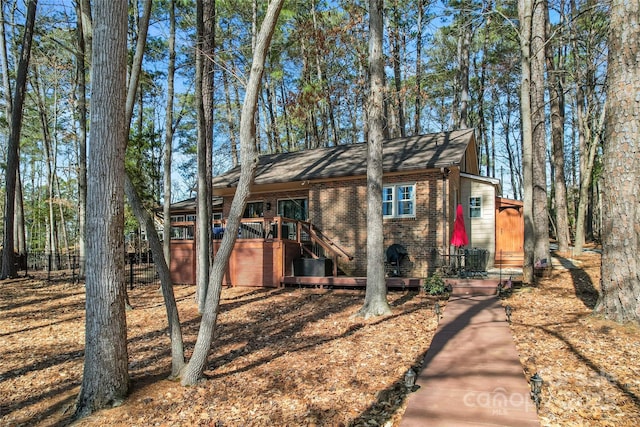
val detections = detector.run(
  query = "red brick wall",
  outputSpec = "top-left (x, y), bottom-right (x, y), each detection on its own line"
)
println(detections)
top-left (220, 172), bottom-right (451, 278)
top-left (308, 171), bottom-right (448, 277)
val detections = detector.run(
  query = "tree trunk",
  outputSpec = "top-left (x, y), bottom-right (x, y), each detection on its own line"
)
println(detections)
top-left (265, 76), bottom-right (280, 151)
top-left (545, 6), bottom-right (571, 253)
top-left (119, 0), bottom-right (185, 377)
top-left (457, 15), bottom-right (471, 130)
top-left (1, 0), bottom-right (37, 280)
top-left (531, 0), bottom-right (550, 266)
top-left (519, 0), bottom-right (534, 284)
top-left (180, 0), bottom-right (285, 386)
top-left (570, 0), bottom-right (605, 255)
top-left (79, 0), bottom-right (92, 62)
top-left (222, 69), bottom-right (238, 167)
top-left (74, 0), bottom-right (89, 275)
top-left (75, 0), bottom-right (129, 417)
top-left (414, 0), bottom-right (424, 134)
top-left (195, 0), bottom-right (215, 313)
top-left (356, 0), bottom-right (392, 319)
top-left (125, 177), bottom-right (186, 376)
top-left (14, 169), bottom-right (26, 257)
top-left (594, 0), bottom-right (640, 324)
top-left (163, 0), bottom-right (176, 267)
top-left (390, 0), bottom-right (405, 137)
top-left (33, 66), bottom-right (60, 269)
top-left (0, 4), bottom-right (25, 260)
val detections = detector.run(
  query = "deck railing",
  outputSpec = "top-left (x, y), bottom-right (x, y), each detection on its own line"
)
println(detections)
top-left (173, 216), bottom-right (352, 277)
top-left (213, 217), bottom-right (352, 275)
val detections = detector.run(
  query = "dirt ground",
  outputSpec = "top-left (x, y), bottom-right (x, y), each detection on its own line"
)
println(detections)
top-left (1, 251), bottom-right (639, 426)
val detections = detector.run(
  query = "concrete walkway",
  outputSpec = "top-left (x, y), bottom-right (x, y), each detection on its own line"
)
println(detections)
top-left (400, 295), bottom-right (540, 427)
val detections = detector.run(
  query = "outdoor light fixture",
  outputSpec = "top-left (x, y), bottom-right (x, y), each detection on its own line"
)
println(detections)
top-left (404, 368), bottom-right (417, 390)
top-left (266, 202), bottom-right (271, 210)
top-left (505, 305), bottom-right (513, 323)
top-left (434, 302), bottom-right (441, 319)
top-left (530, 373), bottom-right (543, 409)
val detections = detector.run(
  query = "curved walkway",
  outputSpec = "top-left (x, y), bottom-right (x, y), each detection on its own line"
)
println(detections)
top-left (401, 295), bottom-right (540, 426)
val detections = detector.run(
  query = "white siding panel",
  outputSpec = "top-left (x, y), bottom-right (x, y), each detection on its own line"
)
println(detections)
top-left (460, 177), bottom-right (497, 268)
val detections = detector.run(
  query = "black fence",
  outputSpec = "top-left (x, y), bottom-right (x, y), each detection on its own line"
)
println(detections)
top-left (18, 251), bottom-right (160, 289)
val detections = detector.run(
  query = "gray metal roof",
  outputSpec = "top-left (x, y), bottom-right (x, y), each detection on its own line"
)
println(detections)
top-left (212, 129), bottom-right (475, 188)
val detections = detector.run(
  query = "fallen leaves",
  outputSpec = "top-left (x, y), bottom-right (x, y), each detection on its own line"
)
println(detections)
top-left (2, 253), bottom-right (639, 426)
top-left (0, 277), bottom-right (439, 426)
top-left (506, 251), bottom-right (640, 427)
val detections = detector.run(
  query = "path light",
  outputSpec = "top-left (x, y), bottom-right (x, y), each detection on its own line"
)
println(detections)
top-left (434, 302), bottom-right (441, 319)
top-left (505, 305), bottom-right (513, 323)
top-left (530, 373), bottom-right (543, 409)
top-left (404, 368), bottom-right (417, 390)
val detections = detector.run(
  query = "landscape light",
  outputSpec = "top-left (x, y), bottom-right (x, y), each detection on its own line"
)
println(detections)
top-left (530, 373), bottom-right (543, 409)
top-left (505, 305), bottom-right (513, 323)
top-left (434, 302), bottom-right (441, 319)
top-left (404, 368), bottom-right (416, 390)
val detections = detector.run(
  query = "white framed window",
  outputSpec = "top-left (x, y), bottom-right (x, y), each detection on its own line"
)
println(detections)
top-left (469, 196), bottom-right (482, 218)
top-left (212, 212), bottom-right (223, 226)
top-left (383, 183), bottom-right (416, 218)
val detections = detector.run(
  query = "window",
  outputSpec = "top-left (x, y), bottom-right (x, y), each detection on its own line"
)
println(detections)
top-left (469, 196), bottom-right (482, 218)
top-left (171, 225), bottom-right (194, 240)
top-left (212, 212), bottom-right (223, 227)
top-left (171, 215), bottom-right (185, 223)
top-left (382, 184), bottom-right (416, 218)
top-left (277, 198), bottom-right (308, 220)
top-left (243, 201), bottom-right (264, 218)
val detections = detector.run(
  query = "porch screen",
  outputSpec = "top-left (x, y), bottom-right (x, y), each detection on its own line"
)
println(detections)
top-left (277, 198), bottom-right (308, 220)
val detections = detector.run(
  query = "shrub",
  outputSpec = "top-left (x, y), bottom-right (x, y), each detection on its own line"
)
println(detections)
top-left (423, 272), bottom-right (447, 295)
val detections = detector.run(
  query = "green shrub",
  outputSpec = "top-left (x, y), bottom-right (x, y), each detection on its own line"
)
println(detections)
top-left (423, 272), bottom-right (447, 295)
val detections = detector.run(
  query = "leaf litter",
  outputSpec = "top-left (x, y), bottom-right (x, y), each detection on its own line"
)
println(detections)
top-left (0, 251), bottom-right (639, 426)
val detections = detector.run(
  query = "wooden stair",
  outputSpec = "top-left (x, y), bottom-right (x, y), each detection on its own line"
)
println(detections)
top-left (444, 277), bottom-right (501, 296)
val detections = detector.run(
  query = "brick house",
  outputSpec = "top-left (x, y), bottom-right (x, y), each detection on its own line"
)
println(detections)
top-left (168, 129), bottom-right (523, 286)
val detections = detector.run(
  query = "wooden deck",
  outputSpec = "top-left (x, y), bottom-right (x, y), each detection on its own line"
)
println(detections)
top-left (281, 276), bottom-right (424, 289)
top-left (281, 276), bottom-right (504, 295)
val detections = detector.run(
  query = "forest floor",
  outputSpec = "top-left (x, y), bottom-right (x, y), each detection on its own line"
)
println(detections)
top-left (1, 250), bottom-right (639, 427)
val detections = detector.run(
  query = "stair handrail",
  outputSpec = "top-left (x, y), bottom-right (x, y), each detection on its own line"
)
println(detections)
top-left (298, 221), bottom-right (354, 261)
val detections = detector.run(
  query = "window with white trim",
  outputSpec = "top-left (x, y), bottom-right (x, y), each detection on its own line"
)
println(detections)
top-left (382, 183), bottom-right (416, 218)
top-left (469, 196), bottom-right (482, 218)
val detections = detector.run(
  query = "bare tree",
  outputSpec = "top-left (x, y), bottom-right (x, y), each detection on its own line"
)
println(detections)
top-left (180, 0), bottom-right (285, 386)
top-left (195, 0), bottom-right (215, 312)
top-left (0, 2), bottom-right (26, 261)
top-left (121, 0), bottom-right (186, 377)
top-left (519, 0), bottom-right (534, 284)
top-left (74, 0), bottom-right (89, 275)
top-left (414, 0), bottom-right (426, 134)
top-left (163, 0), bottom-right (176, 265)
top-left (531, 0), bottom-right (549, 266)
top-left (545, 4), bottom-right (570, 253)
top-left (75, 0), bottom-right (129, 417)
top-left (570, 0), bottom-right (606, 254)
top-left (355, 0), bottom-right (392, 319)
top-left (595, 0), bottom-right (640, 324)
top-left (1, 0), bottom-right (37, 280)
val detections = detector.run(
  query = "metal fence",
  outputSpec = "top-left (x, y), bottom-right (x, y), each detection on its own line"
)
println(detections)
top-left (18, 251), bottom-right (160, 289)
